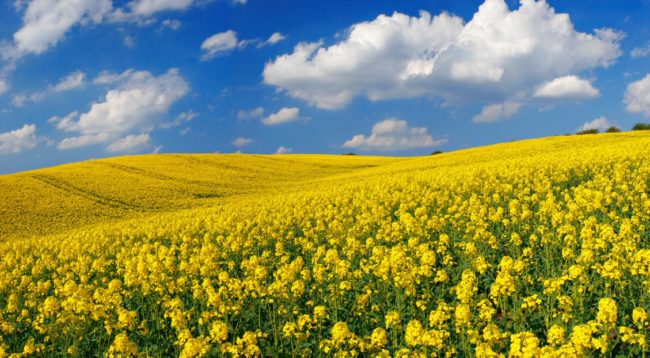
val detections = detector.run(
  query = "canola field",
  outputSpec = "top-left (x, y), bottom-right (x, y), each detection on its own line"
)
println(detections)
top-left (1, 132), bottom-right (650, 356)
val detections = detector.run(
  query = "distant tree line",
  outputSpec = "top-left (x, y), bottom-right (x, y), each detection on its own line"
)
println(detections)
top-left (575, 122), bottom-right (650, 135)
top-left (344, 122), bottom-right (650, 157)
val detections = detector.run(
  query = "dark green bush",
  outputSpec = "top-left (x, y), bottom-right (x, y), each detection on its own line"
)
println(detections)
top-left (431, 150), bottom-right (443, 155)
top-left (632, 123), bottom-right (650, 131)
top-left (576, 129), bottom-right (599, 135)
top-left (605, 126), bottom-right (621, 133)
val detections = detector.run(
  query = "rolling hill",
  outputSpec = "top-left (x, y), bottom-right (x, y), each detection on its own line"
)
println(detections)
top-left (1, 132), bottom-right (650, 356)
top-left (0, 154), bottom-right (402, 240)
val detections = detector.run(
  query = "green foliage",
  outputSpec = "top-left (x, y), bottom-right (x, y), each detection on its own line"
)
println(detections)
top-left (632, 123), bottom-right (650, 131)
top-left (576, 129), bottom-right (599, 135)
top-left (605, 126), bottom-right (621, 133)
top-left (431, 150), bottom-right (443, 155)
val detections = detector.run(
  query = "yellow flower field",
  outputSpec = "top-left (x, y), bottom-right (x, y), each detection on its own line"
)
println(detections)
top-left (1, 132), bottom-right (650, 356)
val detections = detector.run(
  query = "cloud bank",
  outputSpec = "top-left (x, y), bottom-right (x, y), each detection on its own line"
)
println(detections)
top-left (264, 0), bottom-right (622, 122)
top-left (343, 118), bottom-right (446, 151)
top-left (51, 68), bottom-right (188, 152)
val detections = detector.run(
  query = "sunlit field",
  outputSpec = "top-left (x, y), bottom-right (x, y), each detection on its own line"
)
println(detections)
top-left (1, 132), bottom-right (650, 356)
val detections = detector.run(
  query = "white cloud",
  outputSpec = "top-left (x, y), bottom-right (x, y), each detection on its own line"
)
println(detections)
top-left (232, 137), bottom-right (254, 147)
top-left (0, 78), bottom-right (8, 95)
top-left (5, 0), bottom-right (219, 60)
top-left (201, 30), bottom-right (239, 60)
top-left (10, 0), bottom-right (112, 57)
top-left (106, 133), bottom-right (150, 152)
top-left (262, 107), bottom-right (300, 125)
top-left (159, 110), bottom-right (198, 128)
top-left (631, 43), bottom-right (650, 59)
top-left (93, 70), bottom-right (135, 85)
top-left (13, 0), bottom-right (29, 11)
top-left (123, 35), bottom-right (136, 48)
top-left (232, 0), bottom-right (247, 4)
top-left (0, 124), bottom-right (39, 154)
top-left (533, 75), bottom-right (599, 99)
top-left (12, 70), bottom-right (86, 107)
top-left (343, 118), bottom-right (446, 151)
top-left (12, 94), bottom-right (27, 107)
top-left (200, 30), bottom-right (286, 59)
top-left (58, 133), bottom-right (110, 150)
top-left (126, 0), bottom-right (194, 16)
top-left (472, 102), bottom-right (522, 123)
top-left (625, 74), bottom-right (650, 117)
top-left (266, 32), bottom-right (286, 45)
top-left (263, 0), bottom-right (622, 112)
top-left (54, 68), bottom-right (188, 150)
top-left (577, 116), bottom-right (614, 132)
top-left (48, 111), bottom-right (79, 128)
top-left (51, 70), bottom-right (86, 92)
top-left (237, 107), bottom-right (264, 120)
top-left (275, 146), bottom-right (293, 154)
top-left (162, 19), bottom-right (182, 30)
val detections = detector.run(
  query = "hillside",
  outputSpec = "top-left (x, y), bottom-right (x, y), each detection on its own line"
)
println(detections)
top-left (0, 154), bottom-right (403, 239)
top-left (4, 132), bottom-right (649, 240)
top-left (1, 132), bottom-right (650, 356)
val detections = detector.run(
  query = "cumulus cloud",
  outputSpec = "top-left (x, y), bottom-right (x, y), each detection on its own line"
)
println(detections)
top-left (343, 118), bottom-right (446, 151)
top-left (262, 107), bottom-right (300, 125)
top-left (577, 116), bottom-right (614, 132)
top-left (47, 111), bottom-right (79, 128)
top-left (126, 0), bottom-right (194, 16)
top-left (232, 137), bottom-right (254, 147)
top-left (162, 19), bottom-right (182, 31)
top-left (266, 32), bottom-right (286, 45)
top-left (53, 68), bottom-right (188, 150)
top-left (237, 107), bottom-right (264, 121)
top-left (533, 75), bottom-right (599, 99)
top-left (5, 0), bottom-right (220, 60)
top-left (625, 74), bottom-right (650, 117)
top-left (263, 0), bottom-right (622, 114)
top-left (51, 70), bottom-right (86, 92)
top-left (10, 70), bottom-right (86, 107)
top-left (275, 146), bottom-right (293, 154)
top-left (58, 133), bottom-right (110, 150)
top-left (93, 69), bottom-right (135, 85)
top-left (200, 30), bottom-right (284, 59)
top-left (123, 35), bottom-right (136, 49)
top-left (0, 124), bottom-right (39, 154)
top-left (159, 110), bottom-right (198, 128)
top-left (0, 78), bottom-right (8, 94)
top-left (9, 0), bottom-right (112, 58)
top-left (472, 102), bottom-right (522, 123)
top-left (631, 43), bottom-right (650, 59)
top-left (12, 94), bottom-right (27, 107)
top-left (106, 133), bottom-right (150, 152)
top-left (201, 30), bottom-right (239, 59)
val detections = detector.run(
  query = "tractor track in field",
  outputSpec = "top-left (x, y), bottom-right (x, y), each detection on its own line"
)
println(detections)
top-left (168, 155), bottom-right (258, 178)
top-left (30, 174), bottom-right (143, 210)
top-left (95, 161), bottom-right (221, 189)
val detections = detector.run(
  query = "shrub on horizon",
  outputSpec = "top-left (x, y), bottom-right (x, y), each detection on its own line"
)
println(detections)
top-left (576, 129), bottom-right (599, 135)
top-left (632, 123), bottom-right (650, 131)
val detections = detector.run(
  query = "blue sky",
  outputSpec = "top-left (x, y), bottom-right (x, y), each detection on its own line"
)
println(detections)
top-left (1, 0), bottom-right (650, 174)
